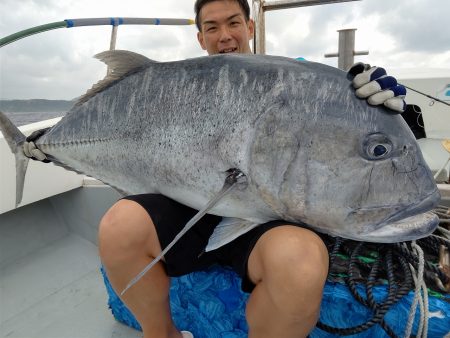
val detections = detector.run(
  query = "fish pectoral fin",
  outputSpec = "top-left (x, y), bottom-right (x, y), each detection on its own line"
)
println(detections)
top-left (205, 217), bottom-right (260, 252)
top-left (110, 185), bottom-right (128, 197)
top-left (75, 50), bottom-right (156, 106)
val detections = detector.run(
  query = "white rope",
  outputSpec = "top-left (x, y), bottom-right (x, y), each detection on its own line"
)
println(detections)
top-left (404, 241), bottom-right (428, 338)
top-left (415, 241), bottom-right (429, 338)
top-left (405, 261), bottom-right (419, 337)
top-left (431, 234), bottom-right (450, 246)
top-left (416, 281), bottom-right (425, 338)
top-left (433, 209), bottom-right (450, 216)
top-left (437, 226), bottom-right (450, 240)
top-left (22, 141), bottom-right (47, 161)
top-left (422, 274), bottom-right (429, 338)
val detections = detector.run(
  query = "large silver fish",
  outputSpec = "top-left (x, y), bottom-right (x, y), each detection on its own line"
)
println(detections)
top-left (0, 51), bottom-right (440, 247)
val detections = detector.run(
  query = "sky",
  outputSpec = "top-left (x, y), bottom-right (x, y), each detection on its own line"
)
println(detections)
top-left (0, 0), bottom-right (449, 100)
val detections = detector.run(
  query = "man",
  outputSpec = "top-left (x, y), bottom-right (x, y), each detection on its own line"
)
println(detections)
top-left (98, 1), bottom-right (405, 338)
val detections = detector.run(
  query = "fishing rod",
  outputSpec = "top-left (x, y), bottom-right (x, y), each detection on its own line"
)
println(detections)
top-left (0, 17), bottom-right (195, 48)
top-left (401, 84), bottom-right (450, 107)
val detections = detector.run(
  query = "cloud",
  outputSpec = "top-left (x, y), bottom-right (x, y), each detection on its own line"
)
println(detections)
top-left (0, 0), bottom-right (449, 99)
top-left (1, 24), bottom-right (110, 99)
top-left (260, 0), bottom-right (450, 69)
top-left (115, 25), bottom-right (202, 61)
top-left (360, 0), bottom-right (450, 54)
top-left (0, 1), bottom-right (201, 99)
top-left (264, 2), bottom-right (370, 63)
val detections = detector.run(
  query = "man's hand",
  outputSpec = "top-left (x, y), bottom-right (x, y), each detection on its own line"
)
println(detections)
top-left (348, 62), bottom-right (406, 113)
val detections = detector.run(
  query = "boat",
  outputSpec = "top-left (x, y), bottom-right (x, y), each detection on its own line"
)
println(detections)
top-left (1, 2), bottom-right (450, 337)
top-left (1, 119), bottom-right (449, 338)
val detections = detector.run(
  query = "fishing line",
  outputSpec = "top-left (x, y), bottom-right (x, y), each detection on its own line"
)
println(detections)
top-left (120, 169), bottom-right (247, 296)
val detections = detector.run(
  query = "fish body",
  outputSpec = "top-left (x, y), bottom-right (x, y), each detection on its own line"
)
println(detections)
top-left (0, 52), bottom-right (440, 245)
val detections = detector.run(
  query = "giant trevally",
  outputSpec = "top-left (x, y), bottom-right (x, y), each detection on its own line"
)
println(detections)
top-left (0, 51), bottom-right (440, 247)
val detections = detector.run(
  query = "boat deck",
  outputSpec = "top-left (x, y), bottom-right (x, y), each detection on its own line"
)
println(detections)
top-left (1, 184), bottom-right (450, 338)
top-left (0, 187), bottom-right (141, 338)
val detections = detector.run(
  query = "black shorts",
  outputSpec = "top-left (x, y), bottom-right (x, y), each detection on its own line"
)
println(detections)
top-left (123, 194), bottom-right (289, 293)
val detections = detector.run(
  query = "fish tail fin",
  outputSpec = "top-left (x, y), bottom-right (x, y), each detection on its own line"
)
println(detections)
top-left (0, 110), bottom-right (29, 207)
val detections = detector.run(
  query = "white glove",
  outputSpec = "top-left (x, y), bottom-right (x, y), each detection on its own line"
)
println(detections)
top-left (348, 63), bottom-right (406, 113)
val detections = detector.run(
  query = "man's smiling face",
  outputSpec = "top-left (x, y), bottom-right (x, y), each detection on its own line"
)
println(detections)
top-left (197, 0), bottom-right (254, 55)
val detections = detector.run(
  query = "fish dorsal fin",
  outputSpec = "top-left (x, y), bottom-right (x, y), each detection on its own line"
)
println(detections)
top-left (75, 50), bottom-right (156, 106)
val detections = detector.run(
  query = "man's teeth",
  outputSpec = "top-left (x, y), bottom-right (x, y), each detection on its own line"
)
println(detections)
top-left (220, 48), bottom-right (237, 53)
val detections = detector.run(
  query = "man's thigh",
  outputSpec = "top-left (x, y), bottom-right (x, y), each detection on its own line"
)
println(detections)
top-left (123, 194), bottom-right (222, 276)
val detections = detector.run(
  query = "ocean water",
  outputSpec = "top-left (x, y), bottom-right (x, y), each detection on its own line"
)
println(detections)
top-left (3, 111), bottom-right (66, 127)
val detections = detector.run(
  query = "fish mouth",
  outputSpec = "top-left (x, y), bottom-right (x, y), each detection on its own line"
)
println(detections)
top-left (355, 211), bottom-right (439, 243)
top-left (348, 188), bottom-right (441, 243)
top-left (378, 188), bottom-right (440, 228)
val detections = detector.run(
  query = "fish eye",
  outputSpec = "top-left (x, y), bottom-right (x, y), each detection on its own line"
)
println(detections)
top-left (363, 134), bottom-right (393, 160)
top-left (372, 144), bottom-right (388, 157)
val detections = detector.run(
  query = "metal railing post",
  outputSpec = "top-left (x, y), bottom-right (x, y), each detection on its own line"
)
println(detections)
top-left (107, 22), bottom-right (119, 75)
top-left (253, 0), bottom-right (266, 54)
top-left (109, 24), bottom-right (118, 50)
top-left (252, 0), bottom-right (362, 55)
top-left (324, 28), bottom-right (369, 70)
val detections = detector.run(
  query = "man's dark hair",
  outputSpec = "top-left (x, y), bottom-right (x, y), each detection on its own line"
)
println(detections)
top-left (194, 0), bottom-right (251, 31)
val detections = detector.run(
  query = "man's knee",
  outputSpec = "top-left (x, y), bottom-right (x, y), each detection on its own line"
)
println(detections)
top-left (246, 227), bottom-right (328, 334)
top-left (249, 226), bottom-right (329, 297)
top-left (98, 199), bottom-right (159, 266)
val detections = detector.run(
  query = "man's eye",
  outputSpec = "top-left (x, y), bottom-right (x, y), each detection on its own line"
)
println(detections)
top-left (206, 27), bottom-right (217, 32)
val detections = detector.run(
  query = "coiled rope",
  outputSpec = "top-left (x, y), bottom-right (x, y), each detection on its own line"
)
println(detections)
top-left (316, 205), bottom-right (450, 337)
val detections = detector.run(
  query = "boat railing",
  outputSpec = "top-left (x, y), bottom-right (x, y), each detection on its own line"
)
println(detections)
top-left (252, 0), bottom-right (360, 55)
